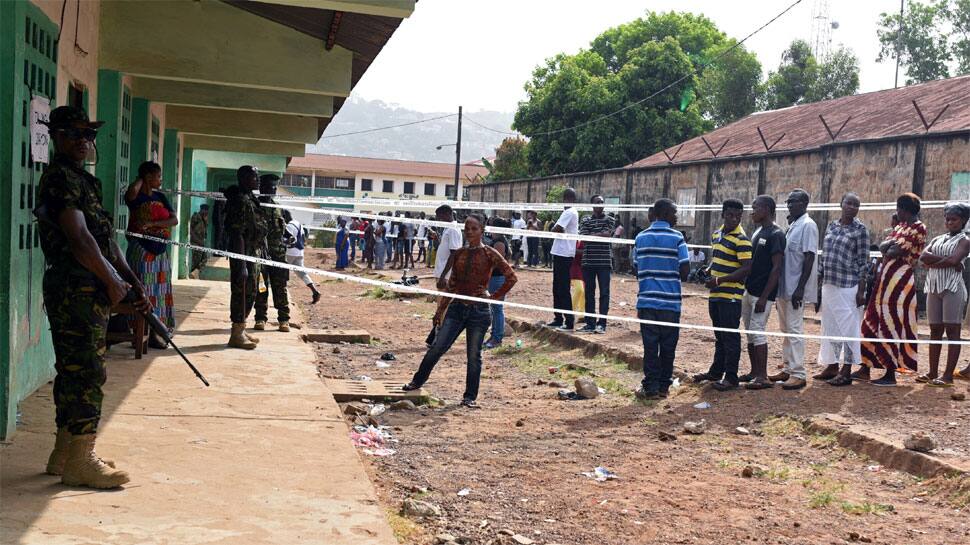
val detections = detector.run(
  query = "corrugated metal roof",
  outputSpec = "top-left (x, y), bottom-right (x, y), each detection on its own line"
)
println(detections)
top-left (288, 154), bottom-right (489, 182)
top-left (630, 75), bottom-right (970, 168)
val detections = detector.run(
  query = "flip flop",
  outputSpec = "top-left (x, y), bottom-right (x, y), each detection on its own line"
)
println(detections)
top-left (927, 378), bottom-right (953, 388)
top-left (915, 374), bottom-right (934, 384)
top-left (954, 370), bottom-right (970, 382)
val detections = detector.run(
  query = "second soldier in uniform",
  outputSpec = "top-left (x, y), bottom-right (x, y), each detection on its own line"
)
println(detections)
top-left (222, 166), bottom-right (267, 349)
top-left (253, 174), bottom-right (291, 332)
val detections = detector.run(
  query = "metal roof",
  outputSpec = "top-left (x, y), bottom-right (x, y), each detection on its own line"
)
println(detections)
top-left (630, 75), bottom-right (970, 168)
top-left (288, 153), bottom-right (489, 182)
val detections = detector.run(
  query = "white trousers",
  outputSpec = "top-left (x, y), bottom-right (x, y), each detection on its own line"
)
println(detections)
top-left (817, 284), bottom-right (862, 366)
top-left (774, 298), bottom-right (806, 379)
top-left (741, 292), bottom-right (773, 347)
top-left (285, 254), bottom-right (314, 286)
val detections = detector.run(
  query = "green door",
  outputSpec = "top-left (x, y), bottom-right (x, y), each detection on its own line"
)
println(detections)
top-left (0, 1), bottom-right (59, 438)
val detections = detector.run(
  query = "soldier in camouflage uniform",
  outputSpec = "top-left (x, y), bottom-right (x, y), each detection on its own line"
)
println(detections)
top-left (37, 106), bottom-right (150, 489)
top-left (222, 165), bottom-right (266, 349)
top-left (189, 204), bottom-right (209, 277)
top-left (253, 174), bottom-right (291, 332)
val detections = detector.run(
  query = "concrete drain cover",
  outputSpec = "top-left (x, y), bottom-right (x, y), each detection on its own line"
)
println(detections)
top-left (325, 379), bottom-right (427, 402)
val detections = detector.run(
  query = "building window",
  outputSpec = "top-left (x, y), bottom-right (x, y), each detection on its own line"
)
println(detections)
top-left (282, 173), bottom-right (312, 187)
top-left (361, 178), bottom-right (373, 191)
top-left (335, 178), bottom-right (351, 189)
top-left (150, 115), bottom-right (160, 162)
top-left (403, 181), bottom-right (415, 195)
top-left (424, 183), bottom-right (436, 196)
top-left (445, 184), bottom-right (457, 198)
top-left (382, 180), bottom-right (394, 193)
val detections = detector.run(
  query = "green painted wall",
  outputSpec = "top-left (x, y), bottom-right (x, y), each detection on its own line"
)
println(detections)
top-left (129, 97), bottom-right (150, 167)
top-left (0, 1), bottom-right (58, 439)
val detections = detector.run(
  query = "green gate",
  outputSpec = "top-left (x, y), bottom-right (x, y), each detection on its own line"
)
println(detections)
top-left (0, 1), bottom-right (59, 439)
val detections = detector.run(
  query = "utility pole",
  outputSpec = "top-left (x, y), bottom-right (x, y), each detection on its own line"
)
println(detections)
top-left (895, 0), bottom-right (904, 88)
top-left (454, 105), bottom-right (462, 201)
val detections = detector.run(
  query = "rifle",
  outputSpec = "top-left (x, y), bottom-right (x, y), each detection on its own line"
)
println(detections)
top-left (124, 290), bottom-right (210, 387)
top-left (34, 204), bottom-right (210, 387)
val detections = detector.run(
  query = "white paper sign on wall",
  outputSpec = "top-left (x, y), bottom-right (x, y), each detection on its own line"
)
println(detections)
top-left (29, 96), bottom-right (51, 164)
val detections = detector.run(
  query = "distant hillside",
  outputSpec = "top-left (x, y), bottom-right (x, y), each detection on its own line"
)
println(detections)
top-left (307, 97), bottom-right (515, 163)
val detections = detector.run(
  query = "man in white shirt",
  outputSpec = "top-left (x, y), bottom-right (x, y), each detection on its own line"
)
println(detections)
top-left (548, 188), bottom-right (579, 330)
top-left (771, 189), bottom-right (818, 390)
top-left (282, 210), bottom-right (321, 304)
top-left (433, 204), bottom-right (463, 281)
top-left (511, 211), bottom-right (527, 268)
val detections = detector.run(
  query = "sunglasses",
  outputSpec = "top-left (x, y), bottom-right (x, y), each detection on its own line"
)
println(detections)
top-left (56, 127), bottom-right (98, 141)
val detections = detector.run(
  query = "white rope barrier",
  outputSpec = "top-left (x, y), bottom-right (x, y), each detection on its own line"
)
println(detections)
top-left (125, 230), bottom-right (970, 347)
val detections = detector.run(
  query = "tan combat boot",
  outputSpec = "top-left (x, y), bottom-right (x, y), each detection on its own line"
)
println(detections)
top-left (253, 320), bottom-right (266, 330)
top-left (245, 329), bottom-right (260, 344)
top-left (228, 323), bottom-right (257, 349)
top-left (278, 321), bottom-right (290, 332)
top-left (61, 434), bottom-right (129, 489)
top-left (47, 426), bottom-right (116, 475)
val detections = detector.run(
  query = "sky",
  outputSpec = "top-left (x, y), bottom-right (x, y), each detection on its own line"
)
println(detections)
top-left (349, 0), bottom-right (904, 115)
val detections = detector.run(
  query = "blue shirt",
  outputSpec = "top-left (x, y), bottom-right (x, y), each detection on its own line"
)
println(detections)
top-left (635, 220), bottom-right (689, 311)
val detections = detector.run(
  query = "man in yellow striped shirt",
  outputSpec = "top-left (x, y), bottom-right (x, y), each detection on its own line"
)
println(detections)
top-left (694, 199), bottom-right (752, 390)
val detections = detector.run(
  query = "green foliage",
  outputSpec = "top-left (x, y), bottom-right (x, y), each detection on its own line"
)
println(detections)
top-left (514, 11), bottom-right (761, 176)
top-left (487, 137), bottom-right (530, 181)
top-left (761, 40), bottom-right (860, 109)
top-left (311, 219), bottom-right (336, 248)
top-left (876, 0), bottom-right (958, 83)
top-left (537, 185), bottom-right (566, 224)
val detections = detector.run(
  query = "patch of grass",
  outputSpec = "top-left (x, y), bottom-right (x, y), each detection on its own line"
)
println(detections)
top-left (840, 501), bottom-right (894, 515)
top-left (809, 488), bottom-right (839, 508)
top-left (364, 286), bottom-right (398, 300)
top-left (641, 417), bottom-right (658, 426)
top-left (810, 432), bottom-right (838, 449)
top-left (385, 509), bottom-right (423, 543)
top-left (760, 415), bottom-right (803, 438)
top-left (924, 474), bottom-right (970, 509)
top-left (493, 343), bottom-right (525, 356)
top-left (809, 462), bottom-right (830, 475)
top-left (598, 376), bottom-right (632, 397)
top-left (762, 465), bottom-right (792, 481)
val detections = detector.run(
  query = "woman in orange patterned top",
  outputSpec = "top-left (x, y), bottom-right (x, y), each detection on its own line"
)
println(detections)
top-left (403, 214), bottom-right (517, 408)
top-left (857, 193), bottom-right (927, 386)
top-left (125, 161), bottom-right (179, 349)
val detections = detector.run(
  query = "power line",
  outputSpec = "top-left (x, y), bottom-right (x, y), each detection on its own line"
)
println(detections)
top-left (462, 115), bottom-right (519, 136)
top-left (468, 0), bottom-right (805, 138)
top-left (318, 113), bottom-right (456, 139)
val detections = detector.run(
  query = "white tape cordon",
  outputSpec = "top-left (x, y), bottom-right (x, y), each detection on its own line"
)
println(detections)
top-left (124, 230), bottom-right (970, 347)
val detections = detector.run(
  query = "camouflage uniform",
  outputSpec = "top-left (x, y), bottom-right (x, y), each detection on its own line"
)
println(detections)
top-left (37, 154), bottom-right (114, 436)
top-left (189, 210), bottom-right (208, 273)
top-left (222, 185), bottom-right (266, 323)
top-left (254, 200), bottom-right (290, 322)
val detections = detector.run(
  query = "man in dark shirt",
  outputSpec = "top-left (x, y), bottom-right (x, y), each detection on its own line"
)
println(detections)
top-left (253, 174), bottom-right (290, 332)
top-left (578, 195), bottom-right (616, 333)
top-left (222, 166), bottom-right (266, 349)
top-left (740, 195), bottom-right (786, 390)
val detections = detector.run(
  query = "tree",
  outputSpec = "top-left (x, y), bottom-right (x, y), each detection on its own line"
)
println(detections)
top-left (806, 47), bottom-right (861, 102)
top-left (762, 40), bottom-right (818, 109)
top-left (484, 137), bottom-right (530, 181)
top-left (514, 11), bottom-right (761, 176)
top-left (953, 0), bottom-right (970, 74)
top-left (761, 40), bottom-right (860, 109)
top-left (877, 0), bottom-right (952, 84)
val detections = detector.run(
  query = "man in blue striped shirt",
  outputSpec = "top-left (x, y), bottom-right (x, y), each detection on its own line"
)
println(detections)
top-left (635, 199), bottom-right (690, 399)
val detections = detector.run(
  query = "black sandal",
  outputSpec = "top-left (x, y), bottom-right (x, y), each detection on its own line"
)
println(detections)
top-left (827, 375), bottom-right (852, 387)
top-left (402, 382), bottom-right (420, 391)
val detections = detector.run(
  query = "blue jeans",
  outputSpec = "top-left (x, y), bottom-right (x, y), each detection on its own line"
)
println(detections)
top-left (410, 302), bottom-right (492, 400)
top-left (349, 234), bottom-right (358, 261)
top-left (487, 275), bottom-right (506, 343)
top-left (582, 267), bottom-right (611, 328)
top-left (639, 308), bottom-right (681, 393)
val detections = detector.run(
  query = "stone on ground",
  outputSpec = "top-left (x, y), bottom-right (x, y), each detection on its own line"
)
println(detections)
top-left (903, 431), bottom-right (937, 453)
top-left (389, 400), bottom-right (417, 411)
top-left (402, 498), bottom-right (442, 518)
top-left (574, 377), bottom-right (599, 399)
top-left (683, 420), bottom-right (707, 434)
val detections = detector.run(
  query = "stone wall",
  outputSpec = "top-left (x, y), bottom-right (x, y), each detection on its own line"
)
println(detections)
top-left (467, 133), bottom-right (970, 244)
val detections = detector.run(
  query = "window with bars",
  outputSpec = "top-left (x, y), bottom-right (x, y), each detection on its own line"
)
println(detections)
top-left (360, 178), bottom-right (373, 191)
top-left (403, 181), bottom-right (415, 195)
top-left (424, 183), bottom-right (436, 196)
top-left (382, 180), bottom-right (394, 193)
top-left (150, 115), bottom-right (160, 162)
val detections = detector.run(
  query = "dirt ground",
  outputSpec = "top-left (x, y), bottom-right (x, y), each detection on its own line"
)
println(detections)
top-left (298, 248), bottom-right (970, 545)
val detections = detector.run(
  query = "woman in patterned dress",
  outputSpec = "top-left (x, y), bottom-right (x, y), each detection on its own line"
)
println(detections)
top-left (125, 161), bottom-right (178, 349)
top-left (856, 193), bottom-right (926, 386)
